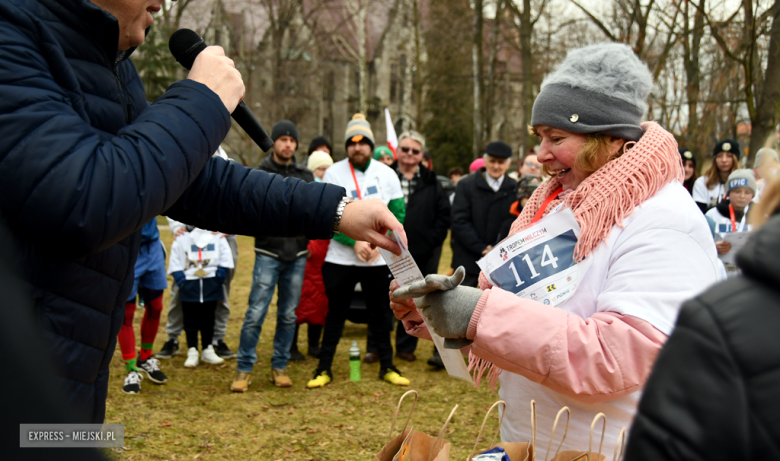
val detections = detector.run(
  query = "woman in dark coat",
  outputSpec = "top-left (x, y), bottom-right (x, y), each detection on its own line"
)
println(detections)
top-left (625, 165), bottom-right (780, 459)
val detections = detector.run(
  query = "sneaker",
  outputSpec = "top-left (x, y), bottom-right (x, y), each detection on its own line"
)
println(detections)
top-left (231, 371), bottom-right (252, 393)
top-left (381, 367), bottom-right (410, 386)
top-left (306, 370), bottom-right (332, 389)
top-left (271, 369), bottom-right (292, 387)
top-left (214, 340), bottom-right (236, 359)
top-left (201, 345), bottom-right (225, 365)
top-left (363, 352), bottom-right (379, 364)
top-left (156, 338), bottom-right (180, 359)
top-left (122, 370), bottom-right (143, 394)
top-left (137, 358), bottom-right (168, 384)
top-left (289, 348), bottom-right (306, 362)
top-left (183, 347), bottom-right (199, 368)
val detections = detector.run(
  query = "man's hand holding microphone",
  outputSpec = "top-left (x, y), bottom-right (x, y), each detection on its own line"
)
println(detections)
top-left (171, 31), bottom-right (405, 257)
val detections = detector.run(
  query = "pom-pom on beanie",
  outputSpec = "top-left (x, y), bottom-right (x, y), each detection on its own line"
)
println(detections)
top-left (713, 139), bottom-right (740, 159)
top-left (307, 150), bottom-right (334, 172)
top-left (531, 43), bottom-right (653, 141)
top-left (726, 169), bottom-right (757, 195)
top-left (345, 114), bottom-right (375, 150)
top-left (271, 120), bottom-right (299, 146)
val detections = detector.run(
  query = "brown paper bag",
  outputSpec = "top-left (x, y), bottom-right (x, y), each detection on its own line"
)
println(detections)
top-left (542, 410), bottom-right (610, 461)
top-left (468, 400), bottom-right (536, 461)
top-left (375, 390), bottom-right (458, 461)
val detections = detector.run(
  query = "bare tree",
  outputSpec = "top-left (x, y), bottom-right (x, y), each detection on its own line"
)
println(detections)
top-left (693, 0), bottom-right (780, 165)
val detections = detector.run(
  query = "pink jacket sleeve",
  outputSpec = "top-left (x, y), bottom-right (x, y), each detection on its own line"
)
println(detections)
top-left (467, 288), bottom-right (667, 404)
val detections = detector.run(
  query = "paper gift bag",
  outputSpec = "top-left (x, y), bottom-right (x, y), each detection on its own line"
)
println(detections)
top-left (541, 410), bottom-right (629, 461)
top-left (375, 390), bottom-right (458, 461)
top-left (468, 400), bottom-right (536, 461)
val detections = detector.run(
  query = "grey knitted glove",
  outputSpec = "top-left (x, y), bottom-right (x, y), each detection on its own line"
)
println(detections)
top-left (417, 285), bottom-right (483, 347)
top-left (392, 266), bottom-right (466, 300)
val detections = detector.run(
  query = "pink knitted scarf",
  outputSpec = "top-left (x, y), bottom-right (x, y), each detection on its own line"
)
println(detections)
top-left (470, 121), bottom-right (683, 387)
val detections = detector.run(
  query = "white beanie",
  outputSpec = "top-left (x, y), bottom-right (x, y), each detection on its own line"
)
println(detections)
top-left (307, 150), bottom-right (333, 172)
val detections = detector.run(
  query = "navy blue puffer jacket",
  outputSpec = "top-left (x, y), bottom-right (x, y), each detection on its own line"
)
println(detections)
top-left (0, 0), bottom-right (344, 423)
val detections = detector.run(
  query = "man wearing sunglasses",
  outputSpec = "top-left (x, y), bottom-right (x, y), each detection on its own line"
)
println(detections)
top-left (451, 141), bottom-right (518, 287)
top-left (382, 131), bottom-right (451, 362)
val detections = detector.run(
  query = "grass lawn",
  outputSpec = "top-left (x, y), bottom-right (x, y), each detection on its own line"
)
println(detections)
top-left (104, 230), bottom-right (503, 460)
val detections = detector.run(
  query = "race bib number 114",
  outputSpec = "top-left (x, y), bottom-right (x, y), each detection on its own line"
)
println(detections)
top-left (478, 208), bottom-right (582, 307)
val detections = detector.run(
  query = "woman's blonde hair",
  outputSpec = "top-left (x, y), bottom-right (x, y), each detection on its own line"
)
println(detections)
top-left (750, 160), bottom-right (780, 227)
top-left (529, 126), bottom-right (625, 177)
top-left (704, 152), bottom-right (738, 189)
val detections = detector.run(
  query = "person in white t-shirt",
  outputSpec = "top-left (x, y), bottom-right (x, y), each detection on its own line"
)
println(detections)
top-left (706, 170), bottom-right (755, 277)
top-left (307, 114), bottom-right (410, 389)
top-left (390, 43), bottom-right (721, 451)
top-left (692, 139), bottom-right (740, 213)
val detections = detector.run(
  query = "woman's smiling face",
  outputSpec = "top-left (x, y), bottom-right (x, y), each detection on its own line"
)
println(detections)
top-left (535, 126), bottom-right (590, 191)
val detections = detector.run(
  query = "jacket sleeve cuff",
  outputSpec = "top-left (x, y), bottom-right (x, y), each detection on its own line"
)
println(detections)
top-left (466, 289), bottom-right (490, 340)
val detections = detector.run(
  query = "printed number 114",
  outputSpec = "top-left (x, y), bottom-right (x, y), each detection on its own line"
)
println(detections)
top-left (508, 244), bottom-right (559, 287)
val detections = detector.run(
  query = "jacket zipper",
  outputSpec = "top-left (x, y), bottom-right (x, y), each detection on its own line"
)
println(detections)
top-left (113, 65), bottom-right (130, 124)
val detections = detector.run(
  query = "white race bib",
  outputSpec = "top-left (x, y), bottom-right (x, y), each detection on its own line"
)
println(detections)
top-left (478, 208), bottom-right (584, 307)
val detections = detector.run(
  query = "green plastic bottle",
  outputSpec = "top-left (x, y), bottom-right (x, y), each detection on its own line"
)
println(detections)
top-left (349, 340), bottom-right (361, 382)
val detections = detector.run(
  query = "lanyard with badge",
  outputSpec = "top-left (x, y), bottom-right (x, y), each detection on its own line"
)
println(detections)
top-left (478, 188), bottom-right (586, 307)
top-left (349, 162), bottom-right (363, 200)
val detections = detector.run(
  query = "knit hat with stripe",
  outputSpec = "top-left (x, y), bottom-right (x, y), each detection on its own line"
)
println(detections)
top-left (344, 114), bottom-right (375, 150)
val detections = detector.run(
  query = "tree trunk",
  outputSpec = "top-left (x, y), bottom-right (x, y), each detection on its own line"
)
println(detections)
top-left (357, 2), bottom-right (368, 115)
top-left (683, 0), bottom-right (704, 157)
top-left (473, 0), bottom-right (484, 158)
top-left (485, 0), bottom-right (504, 142)
top-left (748, 0), bottom-right (780, 166)
top-left (519, 0), bottom-right (533, 157)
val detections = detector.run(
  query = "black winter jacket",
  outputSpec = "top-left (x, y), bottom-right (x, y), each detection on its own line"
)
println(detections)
top-left (625, 214), bottom-right (780, 459)
top-left (394, 165), bottom-right (451, 268)
top-left (451, 169), bottom-right (517, 275)
top-left (254, 155), bottom-right (315, 261)
top-left (0, 0), bottom-right (344, 423)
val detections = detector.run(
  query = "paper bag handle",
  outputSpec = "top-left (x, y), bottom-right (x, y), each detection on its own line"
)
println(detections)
top-left (467, 400), bottom-right (507, 460)
top-left (429, 404), bottom-right (458, 461)
top-left (588, 412), bottom-right (607, 460)
top-left (613, 427), bottom-right (627, 461)
top-left (386, 390), bottom-right (419, 445)
top-left (530, 400), bottom-right (537, 450)
top-left (544, 406), bottom-right (571, 461)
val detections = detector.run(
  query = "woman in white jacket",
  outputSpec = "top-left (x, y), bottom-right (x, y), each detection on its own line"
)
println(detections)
top-left (390, 43), bottom-right (722, 450)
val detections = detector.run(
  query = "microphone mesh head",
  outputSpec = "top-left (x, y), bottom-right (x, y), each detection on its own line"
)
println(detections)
top-left (169, 29), bottom-right (205, 70)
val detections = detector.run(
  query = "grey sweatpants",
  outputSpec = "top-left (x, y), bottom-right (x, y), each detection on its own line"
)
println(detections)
top-left (165, 236), bottom-right (238, 343)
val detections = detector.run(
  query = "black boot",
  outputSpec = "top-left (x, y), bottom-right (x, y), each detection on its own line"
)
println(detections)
top-left (427, 346), bottom-right (444, 370)
top-left (289, 324), bottom-right (305, 361)
top-left (307, 324), bottom-right (323, 358)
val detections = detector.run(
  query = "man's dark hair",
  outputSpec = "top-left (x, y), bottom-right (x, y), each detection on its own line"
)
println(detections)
top-left (447, 167), bottom-right (464, 179)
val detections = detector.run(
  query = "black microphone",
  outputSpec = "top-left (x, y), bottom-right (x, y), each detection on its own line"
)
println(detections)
top-left (169, 29), bottom-right (274, 152)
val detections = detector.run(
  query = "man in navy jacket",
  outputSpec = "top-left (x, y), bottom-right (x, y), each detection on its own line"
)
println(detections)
top-left (0, 0), bottom-right (402, 423)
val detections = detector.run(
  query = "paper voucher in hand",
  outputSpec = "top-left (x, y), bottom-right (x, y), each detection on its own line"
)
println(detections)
top-left (715, 231), bottom-right (752, 265)
top-left (478, 208), bottom-right (585, 307)
top-left (379, 231), bottom-right (473, 383)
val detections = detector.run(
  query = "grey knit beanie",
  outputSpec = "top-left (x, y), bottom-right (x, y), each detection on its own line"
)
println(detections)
top-left (531, 43), bottom-right (653, 141)
top-left (344, 114), bottom-right (375, 149)
top-left (726, 169), bottom-right (757, 195)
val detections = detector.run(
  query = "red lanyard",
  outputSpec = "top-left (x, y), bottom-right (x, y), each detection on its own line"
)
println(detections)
top-left (349, 162), bottom-right (362, 200)
top-left (198, 248), bottom-right (203, 264)
top-left (729, 203), bottom-right (740, 232)
top-left (531, 187), bottom-right (563, 224)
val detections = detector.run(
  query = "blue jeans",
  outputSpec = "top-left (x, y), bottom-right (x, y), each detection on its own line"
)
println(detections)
top-left (237, 254), bottom-right (306, 371)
